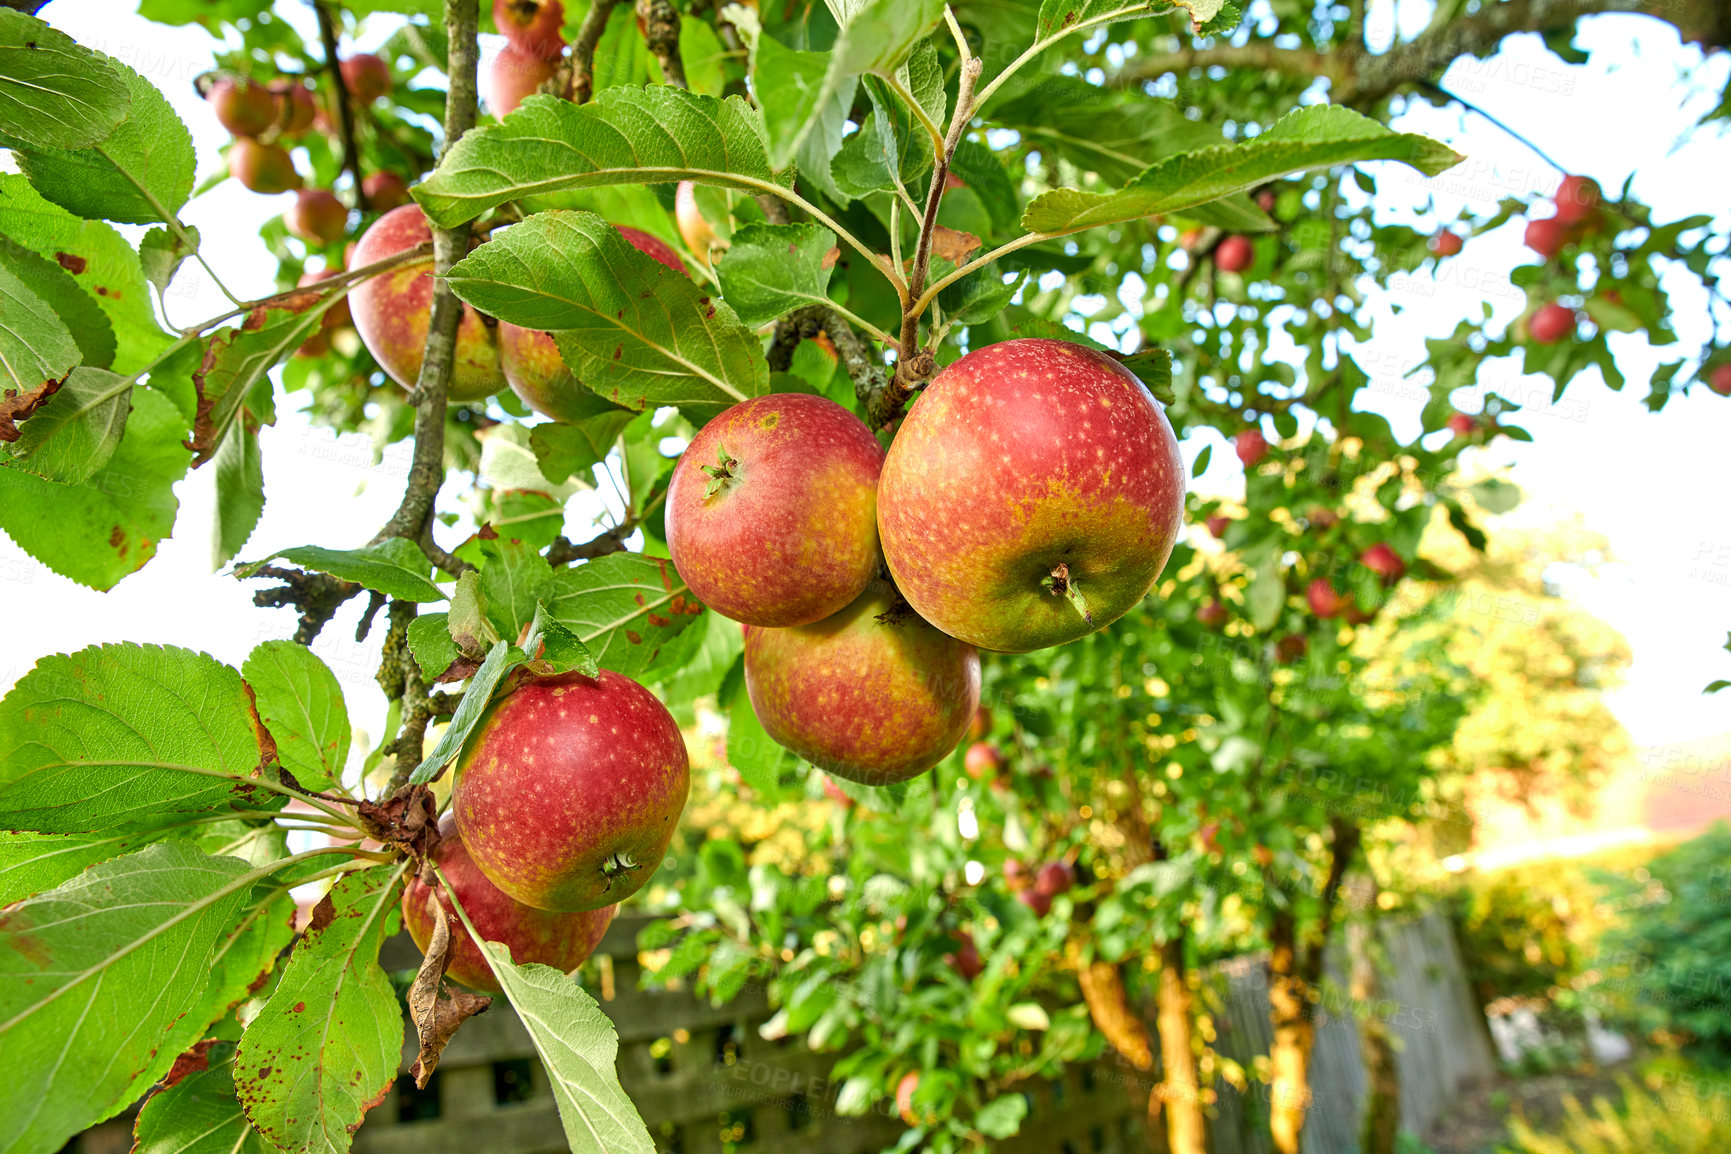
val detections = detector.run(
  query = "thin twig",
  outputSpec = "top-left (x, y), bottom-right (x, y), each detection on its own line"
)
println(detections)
top-left (570, 0), bottom-right (622, 104)
top-left (636, 0), bottom-right (687, 89)
top-left (314, 0), bottom-right (369, 212)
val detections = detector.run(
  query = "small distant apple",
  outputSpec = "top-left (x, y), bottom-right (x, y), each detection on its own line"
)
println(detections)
top-left (945, 932), bottom-right (984, 981)
top-left (1447, 413), bottom-right (1477, 436)
top-left (1306, 507), bottom-right (1339, 530)
top-left (968, 706), bottom-right (993, 742)
top-left (1235, 428), bottom-right (1269, 468)
top-left (964, 742), bottom-right (1005, 779)
top-left (1429, 230), bottom-right (1462, 257)
top-left (340, 53), bottom-right (392, 104)
top-left (1306, 578), bottom-right (1344, 619)
top-left (1206, 514), bottom-right (1231, 538)
top-left (1016, 887), bottom-right (1053, 917)
top-left (1196, 600), bottom-right (1227, 630)
top-left (1359, 543), bottom-right (1405, 583)
top-left (1274, 634), bottom-right (1308, 664)
top-left (1552, 175), bottom-right (1600, 226)
top-left (1523, 217), bottom-right (1567, 258)
top-left (1034, 860), bottom-right (1074, 897)
top-left (1529, 303), bottom-right (1576, 345)
top-left (1214, 234), bottom-right (1253, 273)
top-left (1710, 364), bottom-right (1731, 397)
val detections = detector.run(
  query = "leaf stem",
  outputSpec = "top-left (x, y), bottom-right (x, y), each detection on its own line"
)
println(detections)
top-left (94, 142), bottom-right (241, 307)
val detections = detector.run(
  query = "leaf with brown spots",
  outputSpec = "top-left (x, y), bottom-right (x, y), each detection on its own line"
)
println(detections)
top-left (0, 259), bottom-right (79, 400)
top-left (134, 1041), bottom-right (275, 1154)
top-left (407, 895), bottom-right (492, 1088)
top-left (187, 304), bottom-right (328, 467)
top-left (0, 377), bottom-right (61, 441)
top-left (543, 552), bottom-right (705, 678)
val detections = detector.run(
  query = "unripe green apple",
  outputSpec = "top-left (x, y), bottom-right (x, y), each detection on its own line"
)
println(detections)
top-left (208, 78), bottom-right (276, 138)
top-left (453, 668), bottom-right (690, 912)
top-left (349, 204), bottom-right (506, 401)
top-left (229, 138), bottom-right (301, 194)
top-left (667, 392), bottom-right (884, 628)
top-left (743, 583), bottom-right (980, 785)
top-left (877, 339), bottom-right (1185, 653)
top-left (402, 816), bottom-right (616, 996)
top-left (285, 188), bottom-right (348, 245)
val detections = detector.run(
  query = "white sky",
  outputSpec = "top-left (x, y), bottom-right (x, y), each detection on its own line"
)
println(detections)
top-left (3, 2), bottom-right (1727, 770)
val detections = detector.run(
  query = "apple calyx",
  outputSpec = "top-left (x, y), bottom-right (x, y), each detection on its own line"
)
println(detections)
top-left (1042, 561), bottom-right (1092, 625)
top-left (701, 447), bottom-right (740, 498)
top-left (600, 851), bottom-right (643, 892)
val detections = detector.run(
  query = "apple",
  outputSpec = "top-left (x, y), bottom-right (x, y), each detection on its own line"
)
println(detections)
top-left (1274, 634), bottom-right (1308, 664)
top-left (1016, 887), bottom-right (1053, 917)
top-left (1447, 412), bottom-right (1477, 436)
top-left (1523, 217), bottom-right (1567, 258)
top-left (963, 742), bottom-right (1004, 779)
top-left (273, 81), bottom-right (317, 136)
top-left (297, 267), bottom-right (352, 331)
top-left (945, 932), bottom-right (983, 981)
top-left (1206, 514), bottom-right (1231, 538)
top-left (675, 181), bottom-right (719, 267)
top-left (1003, 860), bottom-right (1029, 890)
top-left (1034, 860), bottom-right (1074, 897)
top-left (229, 138), bottom-right (300, 194)
top-left (666, 393), bottom-right (883, 628)
top-left (1256, 188), bottom-right (1277, 212)
top-left (485, 45), bottom-right (558, 118)
top-left (494, 0), bottom-right (567, 60)
top-left (1197, 599), bottom-right (1227, 630)
top-left (402, 816), bottom-right (616, 996)
top-left (285, 188), bottom-right (348, 245)
top-left (1529, 302), bottom-right (1576, 345)
top-left (208, 78), bottom-right (276, 138)
top-left (1429, 230), bottom-right (1463, 257)
top-left (743, 583), bottom-right (980, 785)
top-left (1552, 175), bottom-right (1600, 226)
top-left (349, 203), bottom-right (507, 401)
top-left (967, 706), bottom-right (993, 742)
top-left (876, 339), bottom-right (1185, 653)
top-left (1199, 822), bottom-right (1221, 853)
top-left (341, 53), bottom-right (392, 104)
top-left (362, 171), bottom-right (411, 211)
top-left (1214, 234), bottom-right (1253, 273)
top-left (1359, 542), bottom-right (1405, 583)
top-left (453, 668), bottom-right (689, 912)
top-left (1306, 577), bottom-right (1343, 619)
top-left (1710, 364), bottom-right (1731, 397)
top-left (499, 225), bottom-right (685, 419)
top-left (1235, 427), bottom-right (1269, 468)
top-left (896, 1072), bottom-right (928, 1126)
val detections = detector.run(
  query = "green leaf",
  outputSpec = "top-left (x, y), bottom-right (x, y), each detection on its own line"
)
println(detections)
top-left (832, 77), bottom-right (932, 199)
top-left (190, 304), bottom-right (327, 467)
top-left (233, 866), bottom-right (405, 1154)
top-left (716, 222), bottom-right (838, 327)
top-left (544, 552), bottom-right (705, 677)
top-left (139, 224), bottom-right (200, 301)
top-left (0, 643), bottom-right (284, 833)
top-left (0, 830), bottom-right (145, 906)
top-left (0, 173), bottom-right (172, 374)
top-left (935, 259), bottom-right (1022, 325)
top-left (475, 942), bottom-right (656, 1154)
top-left (0, 234), bottom-right (116, 371)
top-left (480, 533), bottom-right (557, 642)
top-left (976, 1093), bottom-right (1030, 1139)
top-left (0, 259), bottom-right (80, 393)
top-left (133, 1043), bottom-right (273, 1154)
top-left (1019, 105), bottom-right (1463, 235)
top-left (236, 538), bottom-right (446, 602)
top-left (590, 3), bottom-right (651, 95)
top-left (7, 365), bottom-right (131, 484)
top-left (529, 412), bottom-right (635, 485)
top-left (1469, 477), bottom-right (1521, 515)
top-left (678, 15), bottom-right (728, 97)
top-left (1034, 0), bottom-right (1231, 40)
top-left (0, 10), bottom-right (130, 150)
top-left (948, 140), bottom-right (1020, 235)
top-left (445, 211), bottom-right (767, 412)
top-left (211, 415), bottom-right (265, 569)
top-left (524, 600), bottom-right (601, 677)
top-left (0, 841), bottom-right (258, 1154)
top-left (0, 386), bottom-right (189, 589)
top-left (242, 641), bottom-right (350, 794)
top-left (414, 87), bottom-right (792, 229)
top-left (1190, 444), bottom-right (1211, 477)
top-left (5, 53), bottom-right (196, 226)
top-left (989, 76), bottom-right (1224, 184)
top-left (410, 639), bottom-right (515, 784)
top-left (1245, 551), bottom-right (1284, 631)
top-left (726, 686), bottom-right (793, 801)
top-left (407, 613), bottom-right (461, 681)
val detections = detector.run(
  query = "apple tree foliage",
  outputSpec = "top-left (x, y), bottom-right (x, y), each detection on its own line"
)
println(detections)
top-left (0, 0), bottom-right (1726, 1152)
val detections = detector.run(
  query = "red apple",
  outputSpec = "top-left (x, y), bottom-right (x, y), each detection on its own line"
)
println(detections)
top-left (298, 266), bottom-right (352, 331)
top-left (494, 0), bottom-right (567, 60)
top-left (229, 138), bottom-right (300, 194)
top-left (1016, 887), bottom-right (1053, 917)
top-left (499, 225), bottom-right (684, 419)
top-left (1235, 428), bottom-right (1268, 468)
top-left (452, 668), bottom-right (690, 912)
top-left (273, 81), bottom-right (317, 136)
top-left (485, 44), bottom-right (558, 118)
top-left (1256, 188), bottom-right (1277, 212)
top-left (675, 181), bottom-right (718, 267)
top-left (967, 706), bottom-right (993, 741)
top-left (1003, 860), bottom-right (1029, 890)
top-left (1523, 217), bottom-right (1567, 258)
top-left (1529, 303), bottom-right (1576, 345)
top-left (1359, 542), bottom-right (1405, 583)
top-left (1034, 860), bottom-right (1074, 897)
top-left (876, 339), bottom-right (1185, 653)
top-left (1552, 175), bottom-right (1600, 226)
top-left (1214, 234), bottom-right (1253, 273)
top-left (285, 188), bottom-right (348, 245)
top-left (896, 1072), bottom-right (928, 1126)
top-left (1306, 577), bottom-right (1343, 619)
top-left (362, 171), bottom-right (411, 211)
top-left (1197, 600), bottom-right (1227, 630)
top-left (945, 931), bottom-right (983, 981)
top-left (1274, 634), bottom-right (1308, 664)
top-left (743, 583), bottom-right (980, 785)
top-left (403, 816), bottom-right (616, 996)
top-left (963, 742), bottom-right (1004, 779)
top-left (1429, 230), bottom-right (1462, 257)
top-left (350, 204), bottom-right (507, 401)
top-left (1447, 412), bottom-right (1477, 436)
top-left (1206, 514), bottom-right (1231, 538)
top-left (208, 78), bottom-right (276, 138)
top-left (1710, 364), bottom-right (1731, 397)
top-left (340, 53), bottom-right (392, 104)
top-left (666, 393), bottom-right (883, 627)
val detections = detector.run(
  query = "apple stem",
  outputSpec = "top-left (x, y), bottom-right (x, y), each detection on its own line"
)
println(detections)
top-left (1042, 562), bottom-right (1092, 624)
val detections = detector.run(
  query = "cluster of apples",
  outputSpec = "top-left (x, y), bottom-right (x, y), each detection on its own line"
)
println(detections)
top-left (486, 0), bottom-right (569, 117)
top-left (664, 338), bottom-right (1187, 787)
top-left (403, 668), bottom-right (692, 994)
top-left (1518, 174), bottom-right (1603, 346)
top-left (1003, 856), bottom-right (1076, 917)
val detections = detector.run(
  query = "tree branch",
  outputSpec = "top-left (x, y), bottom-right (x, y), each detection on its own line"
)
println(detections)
top-left (547, 522), bottom-right (636, 566)
top-left (769, 304), bottom-right (897, 425)
top-left (570, 0), bottom-right (622, 104)
top-left (249, 565), bottom-right (363, 644)
top-left (636, 0), bottom-right (687, 89)
top-left (1301, 815), bottom-right (1361, 983)
top-left (313, 0), bottom-right (369, 212)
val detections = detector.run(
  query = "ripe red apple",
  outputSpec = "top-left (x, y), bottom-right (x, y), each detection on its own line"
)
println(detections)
top-left (208, 78), bottom-right (276, 138)
top-left (1359, 542), bottom-right (1405, 583)
top-left (1235, 428), bottom-right (1268, 468)
top-left (362, 171), bottom-right (411, 211)
top-left (285, 188), bottom-right (348, 245)
top-left (350, 203), bottom-right (507, 401)
top-left (1710, 364), bottom-right (1731, 397)
top-left (666, 393), bottom-right (883, 627)
top-left (499, 225), bottom-right (685, 419)
top-left (485, 45), bottom-right (558, 118)
top-left (896, 1072), bottom-right (929, 1126)
top-left (1016, 887), bottom-right (1053, 917)
top-left (1034, 860), bottom-right (1074, 897)
top-left (876, 339), bottom-right (1185, 653)
top-left (273, 81), bottom-right (317, 136)
top-left (229, 138), bottom-right (300, 194)
top-left (1306, 577), bottom-right (1343, 619)
top-left (452, 668), bottom-right (690, 912)
top-left (945, 931), bottom-right (983, 981)
top-left (1523, 217), bottom-right (1567, 258)
top-left (1274, 634), bottom-right (1307, 664)
top-left (1529, 302), bottom-right (1576, 345)
top-left (743, 583), bottom-right (980, 785)
top-left (967, 706), bottom-right (993, 741)
top-left (494, 0), bottom-right (567, 60)
top-left (298, 267), bottom-right (352, 331)
top-left (1256, 188), bottom-right (1277, 212)
top-left (341, 53), bottom-right (392, 103)
top-left (1429, 230), bottom-right (1462, 257)
top-left (402, 816), bottom-right (616, 996)
top-left (1196, 599), bottom-right (1227, 630)
top-left (1447, 412), bottom-right (1477, 436)
top-left (675, 181), bottom-right (718, 267)
top-left (963, 742), bottom-right (1004, 779)
top-left (1214, 234), bottom-right (1253, 273)
top-left (1552, 175), bottom-right (1600, 226)
top-left (1206, 514), bottom-right (1230, 538)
